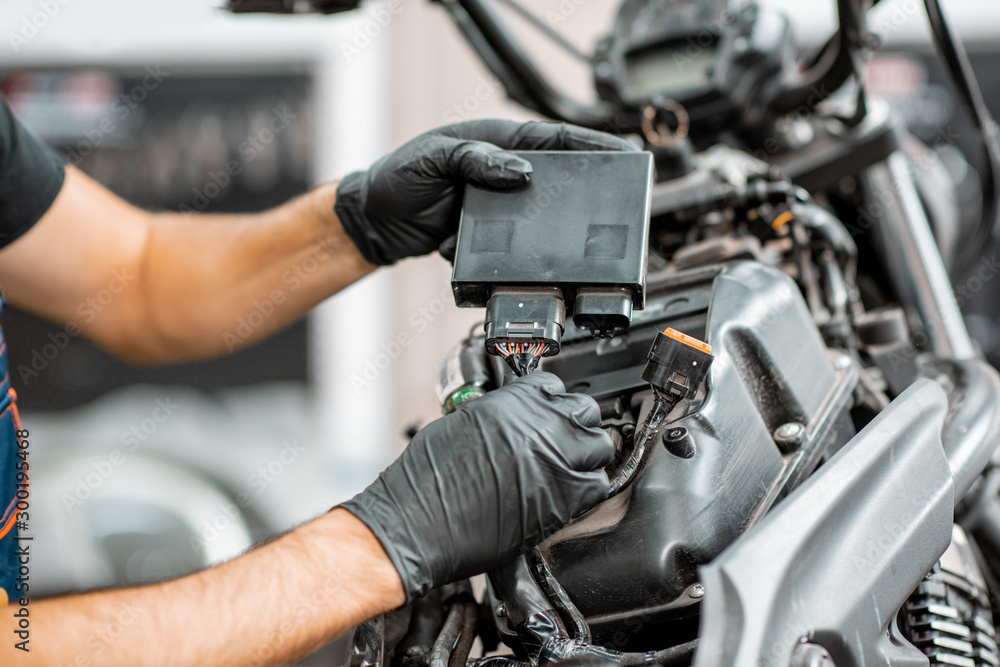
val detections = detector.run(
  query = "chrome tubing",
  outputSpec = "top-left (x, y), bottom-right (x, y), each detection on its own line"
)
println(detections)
top-left (863, 152), bottom-right (976, 359)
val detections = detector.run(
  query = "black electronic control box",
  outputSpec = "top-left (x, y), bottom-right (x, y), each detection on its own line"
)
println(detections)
top-left (451, 151), bottom-right (654, 336)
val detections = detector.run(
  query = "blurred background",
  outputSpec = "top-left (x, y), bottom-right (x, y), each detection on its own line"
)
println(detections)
top-left (0, 0), bottom-right (999, 662)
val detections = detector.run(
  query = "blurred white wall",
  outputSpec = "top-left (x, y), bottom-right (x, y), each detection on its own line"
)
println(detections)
top-left (0, 0), bottom-right (403, 480)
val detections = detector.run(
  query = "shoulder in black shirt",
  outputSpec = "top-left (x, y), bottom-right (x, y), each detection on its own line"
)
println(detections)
top-left (0, 98), bottom-right (66, 249)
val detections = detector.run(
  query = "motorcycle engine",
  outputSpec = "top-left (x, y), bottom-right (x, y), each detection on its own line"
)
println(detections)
top-left (438, 145), bottom-right (867, 654)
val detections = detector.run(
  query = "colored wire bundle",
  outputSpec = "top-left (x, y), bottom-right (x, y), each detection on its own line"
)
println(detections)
top-left (494, 340), bottom-right (549, 376)
top-left (494, 341), bottom-right (549, 358)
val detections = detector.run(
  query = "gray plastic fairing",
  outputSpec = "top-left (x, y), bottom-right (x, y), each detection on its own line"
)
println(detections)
top-left (692, 354), bottom-right (1000, 667)
top-left (694, 380), bottom-right (956, 667)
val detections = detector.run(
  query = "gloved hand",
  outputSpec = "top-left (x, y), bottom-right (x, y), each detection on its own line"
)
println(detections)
top-left (341, 372), bottom-right (614, 600)
top-left (334, 119), bottom-right (637, 266)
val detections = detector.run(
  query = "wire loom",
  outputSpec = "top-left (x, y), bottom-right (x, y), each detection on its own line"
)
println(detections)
top-left (494, 341), bottom-right (550, 377)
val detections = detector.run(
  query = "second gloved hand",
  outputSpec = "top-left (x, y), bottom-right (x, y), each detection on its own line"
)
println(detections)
top-left (334, 119), bottom-right (637, 266)
top-left (340, 372), bottom-right (614, 600)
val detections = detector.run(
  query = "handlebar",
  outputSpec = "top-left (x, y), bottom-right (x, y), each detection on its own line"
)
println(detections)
top-left (433, 0), bottom-right (626, 132)
top-left (434, 0), bottom-right (874, 136)
top-left (762, 0), bottom-right (871, 116)
top-left (229, 0), bottom-right (876, 137)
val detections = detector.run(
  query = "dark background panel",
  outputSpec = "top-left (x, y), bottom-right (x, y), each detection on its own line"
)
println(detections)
top-left (0, 69), bottom-right (314, 409)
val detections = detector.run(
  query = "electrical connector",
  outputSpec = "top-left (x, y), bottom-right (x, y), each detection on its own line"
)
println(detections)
top-left (608, 328), bottom-right (714, 497)
top-left (641, 328), bottom-right (714, 402)
top-left (485, 287), bottom-right (565, 376)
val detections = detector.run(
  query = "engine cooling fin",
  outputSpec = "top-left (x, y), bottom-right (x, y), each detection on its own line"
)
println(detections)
top-left (902, 564), bottom-right (1000, 667)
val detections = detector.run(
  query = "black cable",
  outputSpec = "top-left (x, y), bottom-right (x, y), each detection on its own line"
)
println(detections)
top-left (922, 0), bottom-right (1000, 283)
top-left (468, 659), bottom-right (526, 667)
top-left (616, 640), bottom-right (699, 667)
top-left (607, 391), bottom-right (677, 497)
top-left (806, 0), bottom-right (884, 70)
top-left (494, 0), bottom-right (590, 63)
top-left (528, 548), bottom-right (591, 642)
top-left (437, 0), bottom-right (615, 129)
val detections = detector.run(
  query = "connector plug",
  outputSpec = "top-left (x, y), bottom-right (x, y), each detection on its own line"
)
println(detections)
top-left (485, 287), bottom-right (565, 376)
top-left (641, 328), bottom-right (713, 402)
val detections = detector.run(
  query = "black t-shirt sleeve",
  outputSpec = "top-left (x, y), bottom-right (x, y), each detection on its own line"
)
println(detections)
top-left (0, 98), bottom-right (66, 249)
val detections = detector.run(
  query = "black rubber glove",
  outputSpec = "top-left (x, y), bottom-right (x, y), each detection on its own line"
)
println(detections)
top-left (341, 372), bottom-right (614, 600)
top-left (334, 119), bottom-right (637, 266)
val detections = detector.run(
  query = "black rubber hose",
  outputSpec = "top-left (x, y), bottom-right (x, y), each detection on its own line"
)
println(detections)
top-left (396, 590), bottom-right (447, 667)
top-left (430, 603), bottom-right (465, 667)
top-left (922, 0), bottom-right (1000, 282)
top-left (437, 0), bottom-right (614, 129)
top-left (448, 603), bottom-right (479, 667)
top-left (805, 0), bottom-right (884, 71)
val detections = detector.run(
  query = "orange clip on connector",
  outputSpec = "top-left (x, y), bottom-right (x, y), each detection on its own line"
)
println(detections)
top-left (663, 327), bottom-right (712, 355)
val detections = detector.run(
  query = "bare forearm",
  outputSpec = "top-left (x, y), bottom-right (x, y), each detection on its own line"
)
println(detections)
top-left (0, 169), bottom-right (375, 364)
top-left (133, 183), bottom-right (375, 362)
top-left (8, 509), bottom-right (404, 667)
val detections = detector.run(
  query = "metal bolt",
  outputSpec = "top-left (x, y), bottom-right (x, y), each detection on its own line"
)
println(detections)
top-left (495, 604), bottom-right (507, 618)
top-left (595, 62), bottom-right (613, 79)
top-left (791, 642), bottom-right (836, 667)
top-left (833, 355), bottom-right (850, 370)
top-left (689, 583), bottom-right (705, 599)
top-left (663, 426), bottom-right (695, 459)
top-left (774, 422), bottom-right (806, 453)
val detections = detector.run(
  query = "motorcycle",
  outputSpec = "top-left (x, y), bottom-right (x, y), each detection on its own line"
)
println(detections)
top-left (235, 1), bottom-right (1000, 665)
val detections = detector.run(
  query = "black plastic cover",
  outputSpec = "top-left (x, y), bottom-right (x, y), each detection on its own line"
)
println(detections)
top-left (451, 151), bottom-right (653, 311)
top-left (530, 262), bottom-right (857, 638)
top-left (227, 0), bottom-right (359, 13)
